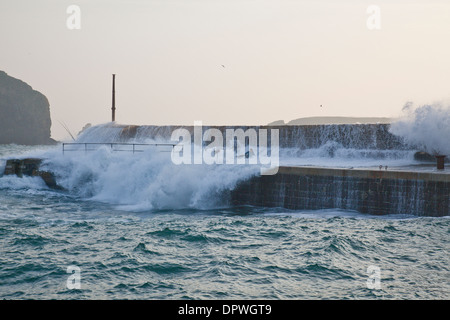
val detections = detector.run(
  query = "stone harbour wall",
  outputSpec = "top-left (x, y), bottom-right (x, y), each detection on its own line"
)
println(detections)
top-left (231, 166), bottom-right (450, 217)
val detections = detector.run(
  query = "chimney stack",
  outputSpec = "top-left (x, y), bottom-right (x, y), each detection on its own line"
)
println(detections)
top-left (436, 155), bottom-right (446, 170)
top-left (112, 74), bottom-right (116, 122)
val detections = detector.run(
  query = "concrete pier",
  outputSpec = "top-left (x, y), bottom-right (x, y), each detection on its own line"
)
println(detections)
top-left (231, 166), bottom-right (450, 217)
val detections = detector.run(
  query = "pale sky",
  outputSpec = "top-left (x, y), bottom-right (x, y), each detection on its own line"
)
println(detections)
top-left (1, 0), bottom-right (450, 140)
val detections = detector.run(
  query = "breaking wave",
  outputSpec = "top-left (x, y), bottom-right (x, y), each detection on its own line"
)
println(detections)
top-left (389, 102), bottom-right (450, 156)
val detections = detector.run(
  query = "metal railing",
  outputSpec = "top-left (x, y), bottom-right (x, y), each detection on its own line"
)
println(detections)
top-left (62, 142), bottom-right (176, 154)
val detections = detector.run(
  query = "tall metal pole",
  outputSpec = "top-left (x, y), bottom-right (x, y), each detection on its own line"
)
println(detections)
top-left (112, 74), bottom-right (116, 122)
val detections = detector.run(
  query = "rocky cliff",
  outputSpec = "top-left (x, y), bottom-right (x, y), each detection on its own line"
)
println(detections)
top-left (0, 71), bottom-right (55, 145)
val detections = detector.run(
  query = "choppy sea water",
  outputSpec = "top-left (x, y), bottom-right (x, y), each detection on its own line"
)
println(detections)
top-left (0, 144), bottom-right (449, 300)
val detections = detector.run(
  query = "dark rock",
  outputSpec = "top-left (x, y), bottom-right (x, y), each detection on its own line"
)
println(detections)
top-left (3, 158), bottom-right (62, 190)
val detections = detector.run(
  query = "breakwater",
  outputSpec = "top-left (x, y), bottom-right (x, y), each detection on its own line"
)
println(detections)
top-left (231, 166), bottom-right (450, 217)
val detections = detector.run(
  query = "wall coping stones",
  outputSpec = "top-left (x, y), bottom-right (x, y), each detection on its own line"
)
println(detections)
top-left (277, 166), bottom-right (450, 182)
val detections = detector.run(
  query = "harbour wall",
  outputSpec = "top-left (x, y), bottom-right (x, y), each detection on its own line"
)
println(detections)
top-left (231, 166), bottom-right (450, 217)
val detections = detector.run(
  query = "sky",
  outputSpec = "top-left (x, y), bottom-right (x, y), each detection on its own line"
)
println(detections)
top-left (1, 0), bottom-right (450, 141)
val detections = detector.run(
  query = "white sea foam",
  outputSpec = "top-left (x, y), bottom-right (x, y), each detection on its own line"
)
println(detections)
top-left (279, 143), bottom-right (416, 168)
top-left (0, 174), bottom-right (48, 191)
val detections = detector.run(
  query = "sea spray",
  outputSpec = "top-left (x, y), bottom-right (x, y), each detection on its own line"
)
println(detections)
top-left (38, 145), bottom-right (260, 211)
top-left (389, 102), bottom-right (450, 156)
top-left (76, 122), bottom-right (126, 143)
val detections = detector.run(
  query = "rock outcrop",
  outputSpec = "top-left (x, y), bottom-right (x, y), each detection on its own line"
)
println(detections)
top-left (0, 70), bottom-right (55, 145)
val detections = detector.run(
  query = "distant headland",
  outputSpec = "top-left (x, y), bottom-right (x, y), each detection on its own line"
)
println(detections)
top-left (267, 116), bottom-right (393, 126)
top-left (0, 70), bottom-right (56, 145)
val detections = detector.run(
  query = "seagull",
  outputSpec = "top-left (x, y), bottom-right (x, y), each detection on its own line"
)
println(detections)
top-left (320, 104), bottom-right (323, 107)
top-left (221, 65), bottom-right (225, 68)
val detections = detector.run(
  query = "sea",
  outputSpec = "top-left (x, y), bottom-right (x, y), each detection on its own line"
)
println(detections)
top-left (0, 129), bottom-right (449, 300)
